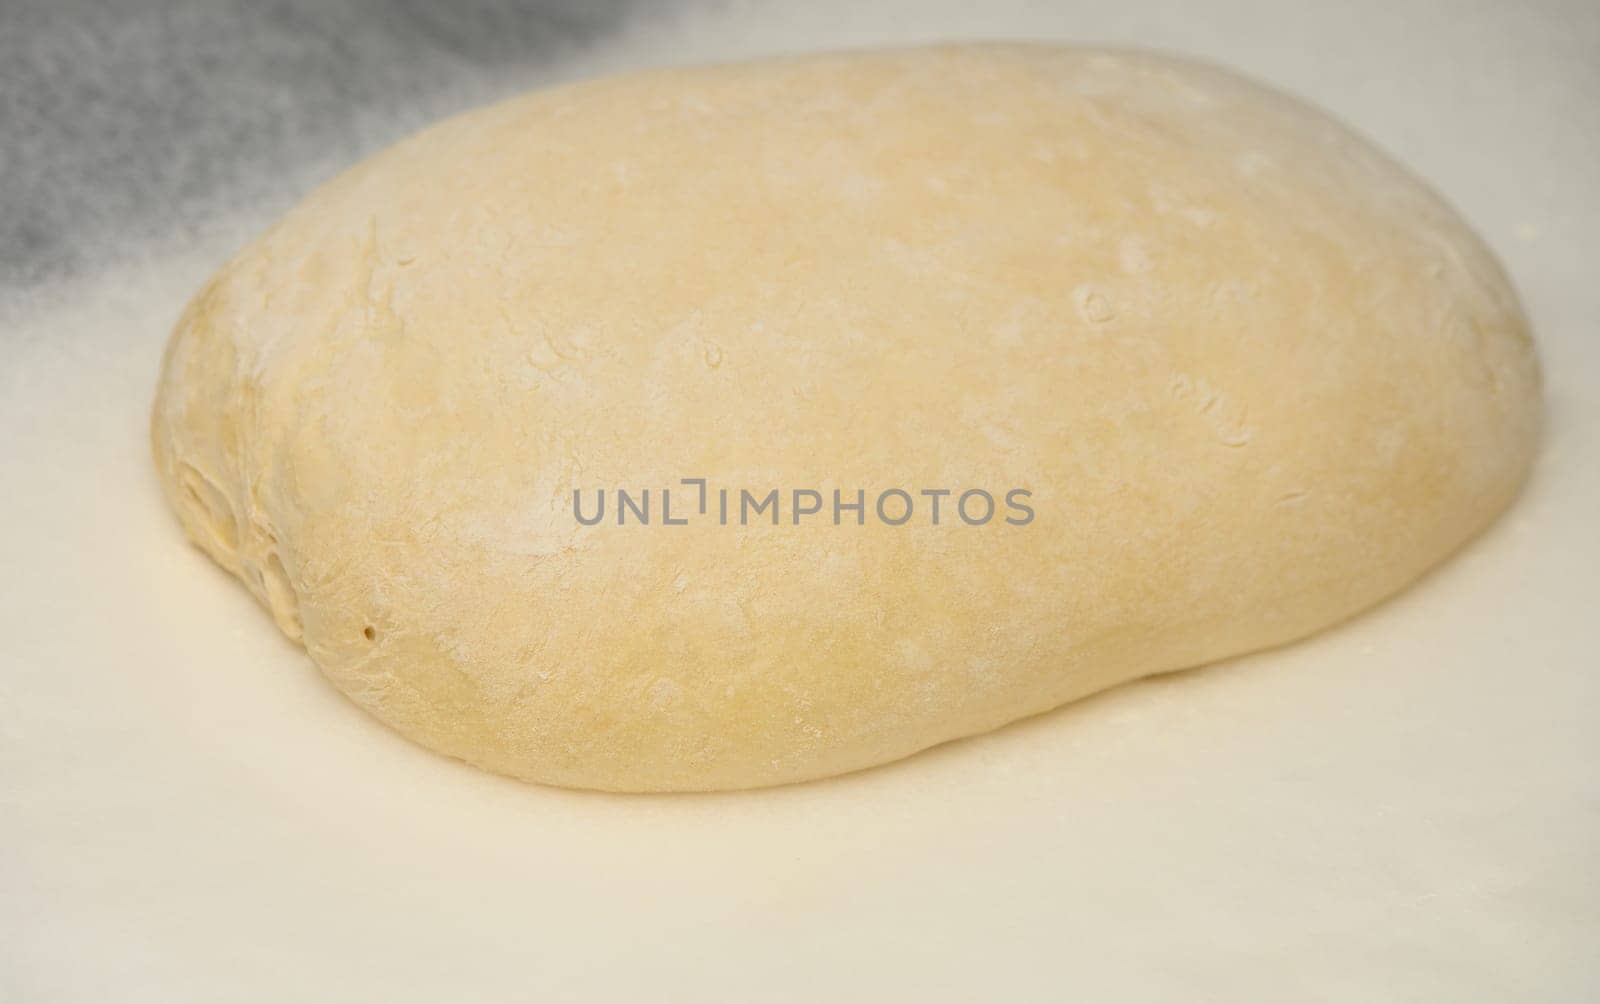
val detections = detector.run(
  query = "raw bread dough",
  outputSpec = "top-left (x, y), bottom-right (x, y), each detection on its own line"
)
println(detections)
top-left (150, 44), bottom-right (1540, 792)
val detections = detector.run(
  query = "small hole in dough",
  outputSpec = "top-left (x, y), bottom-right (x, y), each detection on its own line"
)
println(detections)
top-left (363, 626), bottom-right (376, 642)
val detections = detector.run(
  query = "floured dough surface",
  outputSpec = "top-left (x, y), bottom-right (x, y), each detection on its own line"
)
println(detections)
top-left (150, 44), bottom-right (1539, 791)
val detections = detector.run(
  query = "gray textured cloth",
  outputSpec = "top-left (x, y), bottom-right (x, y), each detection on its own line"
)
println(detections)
top-left (0, 0), bottom-right (652, 290)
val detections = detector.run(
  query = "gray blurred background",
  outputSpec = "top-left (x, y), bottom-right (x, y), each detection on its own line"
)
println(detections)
top-left (0, 0), bottom-right (658, 291)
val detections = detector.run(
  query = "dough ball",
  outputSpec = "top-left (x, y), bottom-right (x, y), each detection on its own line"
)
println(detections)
top-left (150, 44), bottom-right (1540, 791)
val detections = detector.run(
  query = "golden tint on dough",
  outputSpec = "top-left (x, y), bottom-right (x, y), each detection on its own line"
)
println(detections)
top-left (151, 44), bottom-right (1540, 791)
